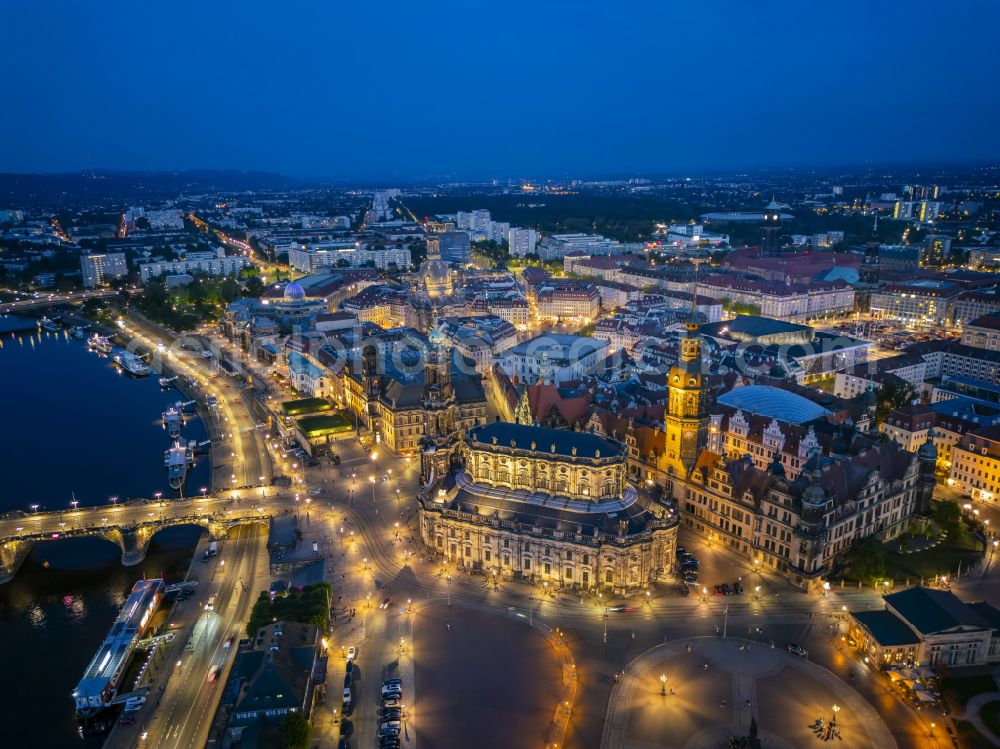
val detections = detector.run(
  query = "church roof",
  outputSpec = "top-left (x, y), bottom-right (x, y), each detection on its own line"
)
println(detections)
top-left (468, 422), bottom-right (622, 459)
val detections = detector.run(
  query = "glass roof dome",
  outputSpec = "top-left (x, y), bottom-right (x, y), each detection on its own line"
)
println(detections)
top-left (283, 280), bottom-right (306, 300)
top-left (718, 385), bottom-right (831, 424)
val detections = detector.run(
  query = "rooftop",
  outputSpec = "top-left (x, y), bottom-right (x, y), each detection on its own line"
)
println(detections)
top-left (468, 422), bottom-right (623, 459)
top-left (851, 609), bottom-right (920, 647)
top-left (717, 385), bottom-right (832, 424)
top-left (885, 587), bottom-right (994, 636)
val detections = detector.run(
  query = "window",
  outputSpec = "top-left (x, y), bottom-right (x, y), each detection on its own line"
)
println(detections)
top-left (450, 543), bottom-right (456, 556)
top-left (583, 554), bottom-right (590, 565)
top-left (502, 539), bottom-right (510, 549)
top-left (582, 571), bottom-right (589, 585)
top-left (544, 562), bottom-right (551, 574)
top-left (605, 569), bottom-right (613, 584)
top-left (485, 550), bottom-right (492, 562)
top-left (523, 558), bottom-right (531, 570)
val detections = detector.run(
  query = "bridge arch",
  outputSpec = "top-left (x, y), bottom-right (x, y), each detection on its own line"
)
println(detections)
top-left (0, 510), bottom-right (273, 583)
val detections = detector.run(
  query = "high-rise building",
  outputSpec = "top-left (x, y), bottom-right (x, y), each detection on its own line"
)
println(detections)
top-left (508, 227), bottom-right (539, 256)
top-left (81, 253), bottom-right (128, 288)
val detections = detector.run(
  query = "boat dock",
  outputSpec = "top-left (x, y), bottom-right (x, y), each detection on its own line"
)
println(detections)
top-left (73, 579), bottom-right (164, 718)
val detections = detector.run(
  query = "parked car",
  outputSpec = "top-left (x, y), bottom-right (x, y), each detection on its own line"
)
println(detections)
top-left (787, 643), bottom-right (808, 657)
top-left (346, 646), bottom-right (356, 661)
top-left (721, 583), bottom-right (732, 595)
top-left (733, 581), bottom-right (744, 595)
top-left (343, 687), bottom-right (352, 704)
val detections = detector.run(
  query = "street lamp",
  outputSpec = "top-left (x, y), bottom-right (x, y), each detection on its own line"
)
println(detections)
top-left (831, 704), bottom-right (840, 726)
top-left (200, 487), bottom-right (207, 498)
top-left (660, 673), bottom-right (667, 696)
top-left (70, 499), bottom-right (78, 510)
top-left (30, 504), bottom-right (39, 513)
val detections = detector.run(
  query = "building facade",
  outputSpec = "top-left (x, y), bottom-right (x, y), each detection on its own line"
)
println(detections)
top-left (81, 252), bottom-right (128, 287)
top-left (417, 422), bottom-right (679, 594)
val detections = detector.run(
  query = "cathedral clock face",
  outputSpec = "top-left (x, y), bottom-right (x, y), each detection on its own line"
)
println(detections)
top-left (683, 430), bottom-right (694, 440)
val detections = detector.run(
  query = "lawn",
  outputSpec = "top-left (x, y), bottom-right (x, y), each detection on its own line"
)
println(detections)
top-left (281, 397), bottom-right (332, 416)
top-left (296, 412), bottom-right (353, 437)
top-left (883, 527), bottom-right (983, 582)
top-left (941, 674), bottom-right (999, 706)
top-left (981, 700), bottom-right (1000, 737)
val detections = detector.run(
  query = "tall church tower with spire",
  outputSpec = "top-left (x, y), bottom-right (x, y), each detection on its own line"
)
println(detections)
top-left (663, 292), bottom-right (709, 481)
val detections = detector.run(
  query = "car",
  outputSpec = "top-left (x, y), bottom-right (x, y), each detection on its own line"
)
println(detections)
top-left (677, 584), bottom-right (690, 597)
top-left (609, 604), bottom-right (634, 612)
top-left (684, 574), bottom-right (699, 585)
top-left (733, 581), bottom-right (744, 595)
top-left (675, 546), bottom-right (686, 558)
top-left (380, 708), bottom-right (402, 720)
top-left (380, 596), bottom-right (392, 610)
top-left (381, 690), bottom-right (401, 702)
top-left (346, 646), bottom-right (357, 661)
top-left (224, 635), bottom-right (234, 648)
top-left (207, 664), bottom-right (220, 682)
top-left (343, 687), bottom-right (352, 704)
top-left (118, 716), bottom-right (136, 726)
top-left (713, 585), bottom-right (724, 596)
top-left (721, 583), bottom-right (732, 595)
top-left (787, 643), bottom-right (808, 657)
top-left (381, 678), bottom-right (402, 692)
top-left (379, 721), bottom-right (402, 734)
top-left (382, 697), bottom-right (401, 708)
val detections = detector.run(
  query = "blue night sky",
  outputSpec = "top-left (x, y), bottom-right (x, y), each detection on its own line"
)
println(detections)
top-left (2, 0), bottom-right (999, 179)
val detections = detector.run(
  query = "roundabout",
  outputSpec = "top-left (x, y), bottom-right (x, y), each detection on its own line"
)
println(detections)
top-left (600, 637), bottom-right (896, 749)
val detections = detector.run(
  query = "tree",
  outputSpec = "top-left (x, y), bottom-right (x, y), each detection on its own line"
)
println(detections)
top-left (931, 500), bottom-right (962, 537)
top-left (244, 275), bottom-right (265, 297)
top-left (874, 378), bottom-right (916, 425)
top-left (845, 536), bottom-right (887, 583)
top-left (278, 712), bottom-right (310, 749)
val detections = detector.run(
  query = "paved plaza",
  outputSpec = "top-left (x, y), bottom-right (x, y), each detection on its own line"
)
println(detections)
top-left (601, 637), bottom-right (896, 749)
top-left (413, 602), bottom-right (563, 749)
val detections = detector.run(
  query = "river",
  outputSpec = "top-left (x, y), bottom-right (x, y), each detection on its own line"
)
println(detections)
top-left (0, 321), bottom-right (211, 747)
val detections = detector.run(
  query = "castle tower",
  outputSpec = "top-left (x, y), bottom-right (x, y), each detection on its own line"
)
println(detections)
top-left (663, 293), bottom-right (708, 480)
top-left (915, 433), bottom-right (937, 515)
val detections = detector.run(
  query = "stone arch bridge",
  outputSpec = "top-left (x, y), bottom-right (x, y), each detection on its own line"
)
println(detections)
top-left (0, 494), bottom-right (288, 583)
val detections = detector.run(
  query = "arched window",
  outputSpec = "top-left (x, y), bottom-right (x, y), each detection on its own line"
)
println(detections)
top-left (579, 481), bottom-right (590, 497)
top-left (605, 569), bottom-right (614, 584)
top-left (517, 471), bottom-right (529, 488)
top-left (555, 478), bottom-right (569, 494)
